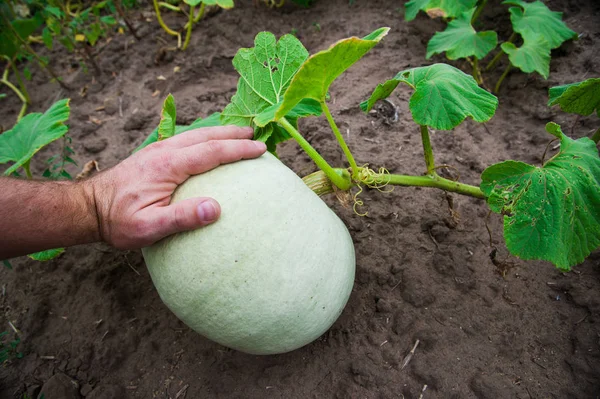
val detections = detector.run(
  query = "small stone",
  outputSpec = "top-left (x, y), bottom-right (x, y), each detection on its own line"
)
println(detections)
top-left (84, 138), bottom-right (108, 154)
top-left (38, 373), bottom-right (80, 399)
top-left (103, 97), bottom-right (119, 115)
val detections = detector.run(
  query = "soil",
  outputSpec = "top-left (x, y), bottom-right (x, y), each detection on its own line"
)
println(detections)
top-left (1, 0), bottom-right (600, 398)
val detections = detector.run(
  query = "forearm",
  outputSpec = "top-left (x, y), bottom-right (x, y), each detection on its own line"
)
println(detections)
top-left (0, 177), bottom-right (100, 260)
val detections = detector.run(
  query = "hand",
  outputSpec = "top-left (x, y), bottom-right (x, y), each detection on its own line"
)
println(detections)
top-left (85, 126), bottom-right (266, 249)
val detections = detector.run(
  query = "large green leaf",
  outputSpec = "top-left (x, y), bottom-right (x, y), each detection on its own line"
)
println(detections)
top-left (501, 34), bottom-right (550, 79)
top-left (361, 63), bottom-right (498, 130)
top-left (0, 15), bottom-right (43, 59)
top-left (135, 112), bottom-right (222, 152)
top-left (184, 0), bottom-right (234, 8)
top-left (548, 78), bottom-right (600, 117)
top-left (221, 32), bottom-right (323, 150)
top-left (0, 99), bottom-right (70, 176)
top-left (265, 27), bottom-right (389, 124)
top-left (481, 122), bottom-right (600, 270)
top-left (157, 94), bottom-right (176, 141)
top-left (405, 0), bottom-right (477, 21)
top-left (503, 0), bottom-right (577, 49)
top-left (29, 248), bottom-right (65, 261)
top-left (426, 8), bottom-right (497, 60)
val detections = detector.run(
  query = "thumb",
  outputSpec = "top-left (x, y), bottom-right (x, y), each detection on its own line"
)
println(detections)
top-left (150, 197), bottom-right (221, 240)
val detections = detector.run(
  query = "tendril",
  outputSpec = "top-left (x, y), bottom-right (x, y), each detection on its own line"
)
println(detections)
top-left (352, 165), bottom-right (394, 216)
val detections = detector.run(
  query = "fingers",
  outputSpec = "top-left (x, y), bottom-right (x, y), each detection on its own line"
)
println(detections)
top-left (145, 197), bottom-right (222, 242)
top-left (173, 139), bottom-right (267, 177)
top-left (164, 125), bottom-right (254, 149)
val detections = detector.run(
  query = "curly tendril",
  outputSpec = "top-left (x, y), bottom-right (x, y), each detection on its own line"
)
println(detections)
top-left (352, 165), bottom-right (394, 216)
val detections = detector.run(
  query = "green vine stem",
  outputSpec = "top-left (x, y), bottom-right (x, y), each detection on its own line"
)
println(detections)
top-left (182, 4), bottom-right (195, 50)
top-left (386, 173), bottom-right (485, 198)
top-left (22, 160), bottom-right (33, 179)
top-left (153, 0), bottom-right (182, 47)
top-left (494, 62), bottom-right (512, 94)
top-left (192, 3), bottom-right (206, 24)
top-left (486, 32), bottom-right (516, 72)
top-left (420, 125), bottom-right (436, 175)
top-left (158, 1), bottom-right (181, 11)
top-left (1, 65), bottom-right (28, 122)
top-left (471, 0), bottom-right (488, 24)
top-left (321, 100), bottom-right (359, 178)
top-left (592, 128), bottom-right (600, 144)
top-left (278, 117), bottom-right (352, 191)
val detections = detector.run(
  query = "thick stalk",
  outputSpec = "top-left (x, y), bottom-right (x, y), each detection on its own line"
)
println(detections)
top-left (321, 100), bottom-right (359, 178)
top-left (471, 0), bottom-right (488, 25)
top-left (278, 118), bottom-right (352, 191)
top-left (485, 32), bottom-right (515, 71)
top-left (153, 0), bottom-right (182, 47)
top-left (386, 173), bottom-right (485, 198)
top-left (23, 160), bottom-right (33, 179)
top-left (420, 125), bottom-right (436, 175)
top-left (592, 128), bottom-right (600, 144)
top-left (302, 168), bottom-right (351, 196)
top-left (114, 0), bottom-right (140, 40)
top-left (494, 63), bottom-right (512, 94)
top-left (182, 4), bottom-right (195, 50)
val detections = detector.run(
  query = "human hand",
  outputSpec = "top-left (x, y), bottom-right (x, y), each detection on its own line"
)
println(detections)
top-left (85, 126), bottom-right (266, 249)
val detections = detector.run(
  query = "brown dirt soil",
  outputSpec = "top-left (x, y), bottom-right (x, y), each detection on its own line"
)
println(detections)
top-left (1, 0), bottom-right (600, 398)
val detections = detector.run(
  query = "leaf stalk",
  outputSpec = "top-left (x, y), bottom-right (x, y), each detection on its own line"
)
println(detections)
top-left (153, 0), bottom-right (182, 48)
top-left (278, 117), bottom-right (352, 191)
top-left (321, 100), bottom-right (359, 178)
top-left (420, 125), bottom-right (436, 175)
top-left (494, 62), bottom-right (512, 94)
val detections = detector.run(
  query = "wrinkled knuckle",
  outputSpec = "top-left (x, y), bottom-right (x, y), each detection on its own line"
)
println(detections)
top-left (173, 205), bottom-right (189, 231)
top-left (204, 140), bottom-right (224, 156)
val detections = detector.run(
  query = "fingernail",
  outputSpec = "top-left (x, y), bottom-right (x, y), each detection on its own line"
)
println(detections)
top-left (254, 141), bottom-right (267, 151)
top-left (197, 200), bottom-right (218, 222)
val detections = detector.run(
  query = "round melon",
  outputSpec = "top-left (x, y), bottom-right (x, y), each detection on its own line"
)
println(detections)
top-left (142, 153), bottom-right (355, 355)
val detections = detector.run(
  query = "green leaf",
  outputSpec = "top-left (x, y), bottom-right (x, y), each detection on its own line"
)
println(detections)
top-left (501, 34), bottom-right (550, 79)
top-left (269, 27), bottom-right (389, 123)
top-left (2, 260), bottom-right (12, 269)
top-left (503, 0), bottom-right (577, 49)
top-left (0, 16), bottom-right (43, 59)
top-left (361, 63), bottom-right (498, 130)
top-left (100, 15), bottom-right (117, 25)
top-left (0, 93), bottom-right (6, 99)
top-left (23, 67), bottom-right (32, 81)
top-left (405, 0), bottom-right (477, 21)
top-left (135, 113), bottom-right (222, 152)
top-left (0, 99), bottom-right (70, 176)
top-left (481, 122), bottom-right (600, 270)
top-left (548, 78), bottom-right (600, 117)
top-left (221, 31), bottom-right (316, 150)
top-left (184, 0), bottom-right (234, 8)
top-left (158, 94), bottom-right (176, 141)
top-left (28, 248), bottom-right (65, 261)
top-left (42, 26), bottom-right (53, 49)
top-left (426, 8), bottom-right (497, 60)
top-left (44, 6), bottom-right (63, 18)
top-left (289, 0), bottom-right (315, 7)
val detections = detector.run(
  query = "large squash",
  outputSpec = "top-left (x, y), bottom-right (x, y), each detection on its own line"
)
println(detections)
top-left (142, 153), bottom-right (355, 355)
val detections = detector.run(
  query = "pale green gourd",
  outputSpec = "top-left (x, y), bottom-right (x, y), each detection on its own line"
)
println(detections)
top-left (142, 153), bottom-right (356, 355)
